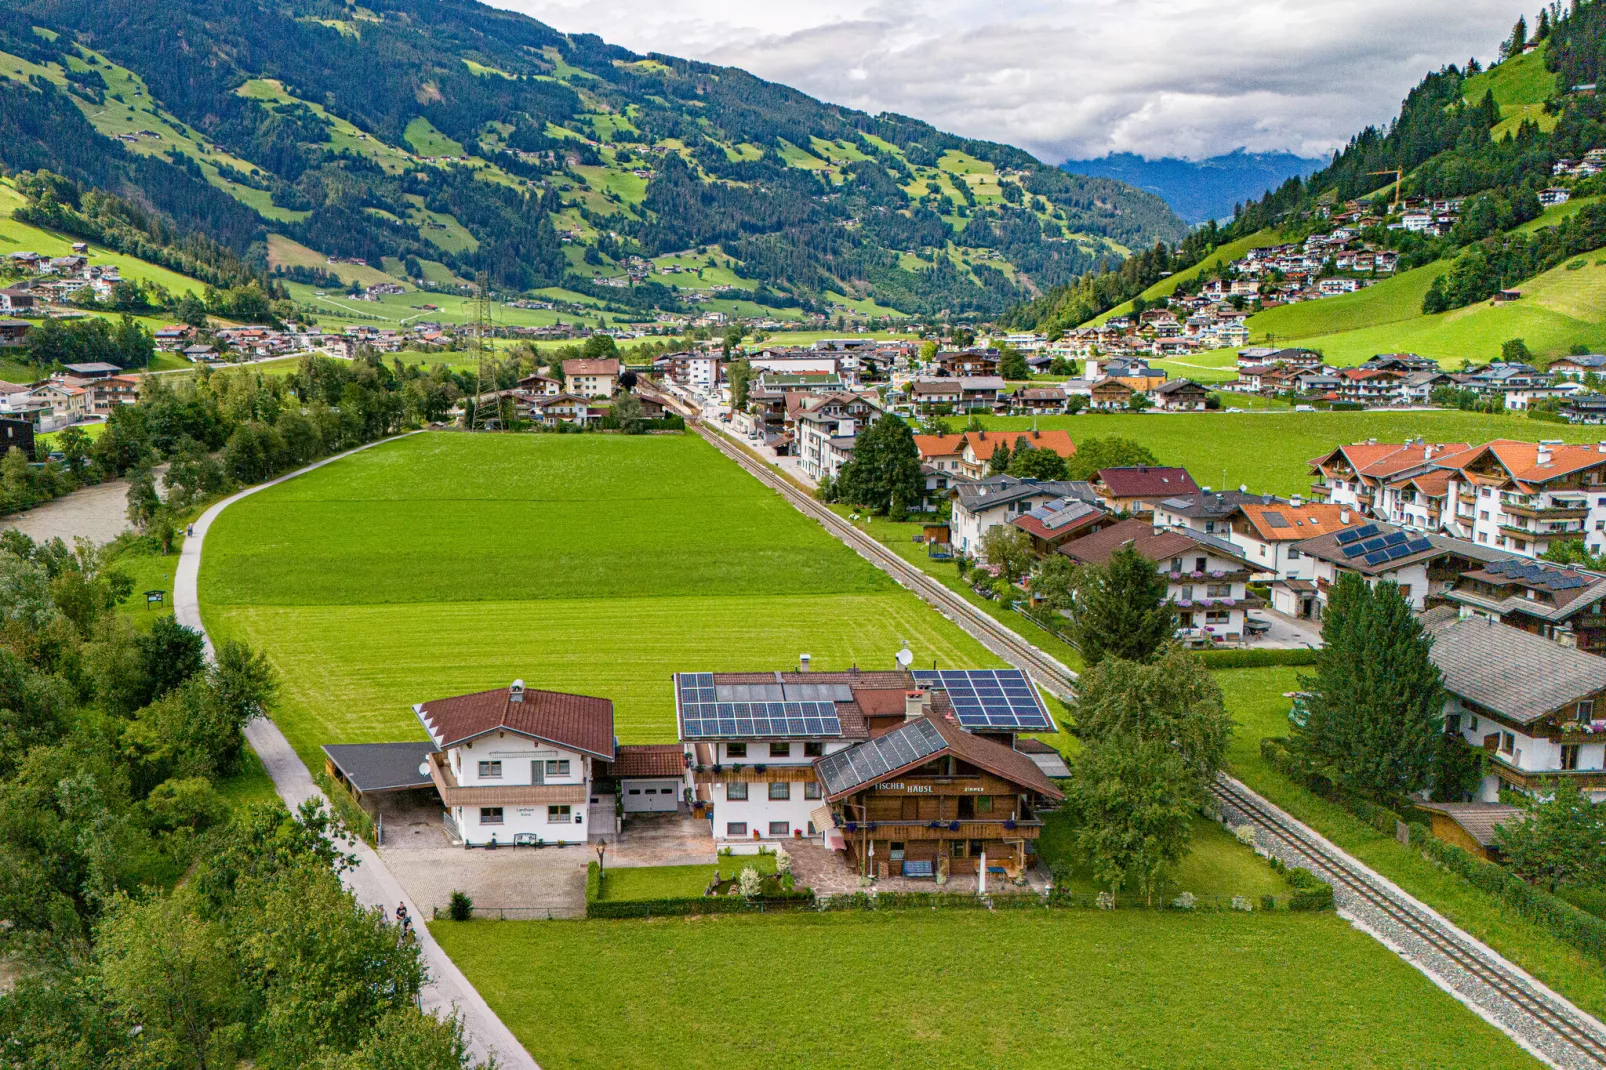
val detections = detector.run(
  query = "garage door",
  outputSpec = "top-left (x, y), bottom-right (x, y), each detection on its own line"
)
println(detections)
top-left (622, 779), bottom-right (682, 812)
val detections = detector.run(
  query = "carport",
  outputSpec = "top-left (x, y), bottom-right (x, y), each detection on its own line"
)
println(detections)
top-left (322, 742), bottom-right (441, 829)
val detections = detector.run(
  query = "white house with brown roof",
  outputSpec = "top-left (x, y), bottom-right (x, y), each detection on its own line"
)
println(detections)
top-left (414, 680), bottom-right (616, 846)
top-left (1230, 499), bottom-right (1368, 580)
top-left (562, 357), bottom-right (620, 398)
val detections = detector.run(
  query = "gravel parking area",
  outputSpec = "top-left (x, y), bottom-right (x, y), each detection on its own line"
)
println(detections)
top-left (383, 844), bottom-right (589, 920)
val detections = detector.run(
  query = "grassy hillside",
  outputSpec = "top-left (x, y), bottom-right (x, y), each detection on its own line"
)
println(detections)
top-left (1249, 261), bottom-right (1450, 344)
top-left (1462, 44), bottom-right (1560, 139)
top-left (1275, 249), bottom-right (1606, 365)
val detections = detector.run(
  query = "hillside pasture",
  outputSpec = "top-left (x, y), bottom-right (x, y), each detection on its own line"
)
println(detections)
top-left (433, 911), bottom-right (1540, 1070)
top-left (199, 433), bottom-right (1002, 764)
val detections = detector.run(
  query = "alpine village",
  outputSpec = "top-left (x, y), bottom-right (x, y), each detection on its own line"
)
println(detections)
top-left (12, 1), bottom-right (1606, 1068)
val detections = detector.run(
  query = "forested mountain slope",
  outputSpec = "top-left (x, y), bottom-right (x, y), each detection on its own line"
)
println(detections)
top-left (0, 0), bottom-right (1186, 319)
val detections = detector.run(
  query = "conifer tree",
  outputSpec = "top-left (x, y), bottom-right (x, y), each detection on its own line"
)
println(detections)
top-left (1294, 574), bottom-right (1444, 799)
top-left (1063, 543), bottom-right (1176, 665)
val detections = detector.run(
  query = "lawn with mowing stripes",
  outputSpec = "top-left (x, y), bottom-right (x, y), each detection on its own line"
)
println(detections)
top-left (199, 433), bottom-right (1002, 765)
top-left (432, 911), bottom-right (1540, 1070)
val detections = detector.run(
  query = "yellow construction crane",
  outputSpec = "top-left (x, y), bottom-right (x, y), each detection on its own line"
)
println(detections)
top-left (1367, 168), bottom-right (1403, 211)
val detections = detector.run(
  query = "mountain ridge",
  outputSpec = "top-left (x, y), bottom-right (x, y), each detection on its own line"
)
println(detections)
top-left (1061, 149), bottom-right (1327, 224)
top-left (0, 0), bottom-right (1188, 320)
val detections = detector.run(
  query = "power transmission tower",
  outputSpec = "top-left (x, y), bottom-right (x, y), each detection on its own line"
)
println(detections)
top-left (468, 271), bottom-right (497, 430)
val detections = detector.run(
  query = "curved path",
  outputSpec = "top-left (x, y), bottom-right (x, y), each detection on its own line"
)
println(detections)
top-left (173, 432), bottom-right (538, 1070)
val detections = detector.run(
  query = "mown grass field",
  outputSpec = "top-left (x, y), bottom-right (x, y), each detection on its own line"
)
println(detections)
top-left (977, 409), bottom-right (1602, 497)
top-left (199, 433), bottom-right (1003, 766)
top-left (433, 910), bottom-right (1540, 1070)
top-left (1216, 666), bottom-right (1606, 1020)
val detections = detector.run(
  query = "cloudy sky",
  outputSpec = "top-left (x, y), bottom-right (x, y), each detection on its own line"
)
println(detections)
top-left (492, 0), bottom-right (1525, 163)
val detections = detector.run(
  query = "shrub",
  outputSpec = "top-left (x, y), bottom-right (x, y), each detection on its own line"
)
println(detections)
top-left (448, 890), bottom-right (473, 922)
top-left (1232, 895), bottom-right (1253, 912)
top-left (1234, 824), bottom-right (1257, 846)
top-left (1285, 868), bottom-right (1334, 911)
top-left (1172, 891), bottom-right (1196, 910)
top-left (1095, 891), bottom-right (1116, 910)
top-left (738, 866), bottom-right (763, 898)
top-left (586, 861), bottom-right (602, 902)
top-left (775, 846), bottom-right (792, 876)
top-left (1260, 894), bottom-right (1277, 912)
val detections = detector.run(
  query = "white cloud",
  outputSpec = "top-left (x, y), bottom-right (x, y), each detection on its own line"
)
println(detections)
top-left (489, 0), bottom-right (1525, 162)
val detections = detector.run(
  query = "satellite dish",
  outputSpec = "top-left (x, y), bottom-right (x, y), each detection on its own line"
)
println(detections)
top-left (418, 762), bottom-right (430, 776)
top-left (895, 646), bottom-right (914, 668)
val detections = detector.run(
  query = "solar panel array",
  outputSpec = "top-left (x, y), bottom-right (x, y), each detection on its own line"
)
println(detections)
top-left (1484, 559), bottom-right (1594, 591)
top-left (816, 718), bottom-right (946, 796)
top-left (1342, 530), bottom-right (1434, 566)
top-left (1334, 523), bottom-right (1381, 547)
top-left (675, 673), bottom-right (843, 739)
top-left (911, 668), bottom-right (1053, 731)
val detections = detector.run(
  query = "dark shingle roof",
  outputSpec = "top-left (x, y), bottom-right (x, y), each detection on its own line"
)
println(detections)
top-left (321, 742), bottom-right (437, 793)
top-left (1422, 610), bottom-right (1606, 724)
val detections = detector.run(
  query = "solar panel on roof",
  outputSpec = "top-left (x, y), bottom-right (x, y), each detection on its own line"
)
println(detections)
top-left (1360, 537), bottom-right (1389, 553)
top-left (912, 668), bottom-right (1053, 731)
top-left (1263, 511), bottom-right (1290, 528)
top-left (1335, 528), bottom-right (1366, 546)
top-left (1384, 544), bottom-right (1415, 561)
top-left (816, 718), bottom-right (946, 796)
top-left (1350, 523), bottom-right (1379, 540)
top-left (1406, 538), bottom-right (1434, 553)
top-left (1343, 544), bottom-right (1370, 559)
top-left (1382, 532), bottom-right (1409, 547)
top-left (675, 674), bottom-right (845, 739)
top-left (1364, 550), bottom-right (1391, 565)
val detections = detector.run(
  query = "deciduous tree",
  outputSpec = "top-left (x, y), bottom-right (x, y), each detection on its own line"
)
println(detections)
top-left (834, 414), bottom-right (922, 516)
top-left (1065, 731), bottom-right (1194, 902)
top-left (1495, 778), bottom-right (1606, 891)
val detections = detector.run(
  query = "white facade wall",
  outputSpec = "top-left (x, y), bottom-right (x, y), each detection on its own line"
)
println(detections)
top-left (446, 737), bottom-right (591, 846)
top-left (1443, 695), bottom-right (1606, 802)
top-left (705, 738), bottom-right (850, 849)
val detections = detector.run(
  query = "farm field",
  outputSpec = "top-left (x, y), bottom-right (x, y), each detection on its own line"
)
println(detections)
top-left (433, 910), bottom-right (1540, 1070)
top-left (977, 410), bottom-right (1606, 497)
top-left (1215, 666), bottom-right (1606, 1020)
top-left (198, 432), bottom-right (1003, 767)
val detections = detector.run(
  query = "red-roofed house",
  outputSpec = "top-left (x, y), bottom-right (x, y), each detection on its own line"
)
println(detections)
top-left (1233, 500), bottom-right (1369, 579)
top-left (415, 679), bottom-right (615, 846)
top-left (914, 430), bottom-right (1076, 480)
top-left (1059, 518), bottom-right (1258, 639)
top-left (562, 357), bottom-right (620, 398)
top-left (1093, 466), bottom-right (1200, 515)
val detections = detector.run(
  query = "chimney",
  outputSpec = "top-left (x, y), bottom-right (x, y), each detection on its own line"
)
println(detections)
top-left (1538, 445), bottom-right (1553, 465)
top-left (1290, 494), bottom-right (1303, 508)
top-left (1239, 484), bottom-right (1248, 493)
top-left (905, 689), bottom-right (928, 721)
top-left (1423, 443), bottom-right (1432, 462)
top-left (1340, 509), bottom-right (1350, 524)
top-left (799, 653), bottom-right (811, 673)
top-left (509, 679), bottom-right (525, 703)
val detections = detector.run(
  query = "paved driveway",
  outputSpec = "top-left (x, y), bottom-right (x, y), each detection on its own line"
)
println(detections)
top-left (383, 844), bottom-right (590, 920)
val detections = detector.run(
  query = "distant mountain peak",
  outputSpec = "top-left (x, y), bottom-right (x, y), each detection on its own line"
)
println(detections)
top-left (1061, 150), bottom-right (1326, 224)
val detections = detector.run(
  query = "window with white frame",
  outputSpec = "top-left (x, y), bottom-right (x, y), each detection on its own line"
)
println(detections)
top-left (726, 781), bottom-right (749, 801)
top-left (547, 805), bottom-right (572, 823)
top-left (479, 807), bottom-right (504, 825)
top-left (477, 760), bottom-right (502, 778)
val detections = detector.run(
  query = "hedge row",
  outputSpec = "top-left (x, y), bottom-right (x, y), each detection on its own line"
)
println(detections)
top-left (1284, 867), bottom-right (1336, 911)
top-left (1197, 648), bottom-right (1319, 669)
top-left (584, 862), bottom-right (816, 919)
top-left (1412, 833), bottom-right (1606, 964)
top-left (1256, 741), bottom-right (1606, 964)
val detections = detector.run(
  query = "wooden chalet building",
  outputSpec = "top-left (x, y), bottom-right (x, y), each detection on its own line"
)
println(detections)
top-left (816, 711), bottom-right (1064, 882)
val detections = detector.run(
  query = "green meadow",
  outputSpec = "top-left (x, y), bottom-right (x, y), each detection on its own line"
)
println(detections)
top-left (978, 410), bottom-right (1606, 497)
top-left (433, 910), bottom-right (1539, 1070)
top-left (198, 432), bottom-right (1001, 766)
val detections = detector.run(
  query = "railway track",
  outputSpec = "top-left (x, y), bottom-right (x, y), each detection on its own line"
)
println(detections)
top-left (1214, 776), bottom-right (1606, 1069)
top-left (687, 417), bottom-right (1079, 700)
top-left (680, 400), bottom-right (1606, 1067)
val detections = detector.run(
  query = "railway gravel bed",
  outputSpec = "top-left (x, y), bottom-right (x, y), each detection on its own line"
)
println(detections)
top-left (1216, 775), bottom-right (1606, 1070)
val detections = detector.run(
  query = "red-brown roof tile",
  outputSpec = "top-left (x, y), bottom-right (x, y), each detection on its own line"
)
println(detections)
top-left (417, 684), bottom-right (615, 759)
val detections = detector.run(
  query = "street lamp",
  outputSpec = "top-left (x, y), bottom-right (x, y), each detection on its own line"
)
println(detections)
top-left (594, 838), bottom-right (608, 877)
